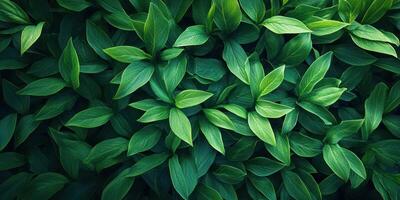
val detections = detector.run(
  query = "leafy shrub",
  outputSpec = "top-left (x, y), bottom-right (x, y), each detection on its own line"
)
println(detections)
top-left (0, 0), bottom-right (400, 199)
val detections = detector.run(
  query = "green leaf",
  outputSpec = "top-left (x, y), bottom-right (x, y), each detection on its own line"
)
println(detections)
top-left (199, 118), bottom-right (225, 154)
top-left (238, 0), bottom-right (265, 23)
top-left (85, 137), bottom-right (128, 171)
top-left (222, 40), bottom-right (249, 84)
top-left (22, 172), bottom-right (68, 200)
top-left (341, 148), bottom-right (366, 179)
top-left (160, 48), bottom-right (184, 61)
top-left (213, 0), bottom-right (242, 33)
top-left (169, 155), bottom-right (198, 200)
top-left (290, 132), bottom-right (323, 157)
top-left (20, 22), bottom-right (45, 54)
top-left (96, 0), bottom-right (125, 13)
top-left (114, 61), bottom-right (154, 99)
top-left (307, 19), bottom-right (348, 36)
top-left (248, 112), bottom-right (276, 145)
top-left (262, 16), bottom-right (312, 34)
top-left (282, 171), bottom-right (312, 200)
top-left (195, 184), bottom-right (223, 200)
top-left (361, 82), bottom-right (388, 139)
top-left (101, 168), bottom-right (134, 200)
top-left (350, 34), bottom-right (397, 57)
top-left (127, 126), bottom-right (162, 156)
top-left (248, 175), bottom-right (276, 200)
top-left (275, 33), bottom-right (312, 66)
top-left (255, 100), bottom-right (294, 118)
top-left (14, 114), bottom-right (40, 147)
top-left (338, 0), bottom-right (362, 22)
top-left (0, 0), bottom-right (30, 24)
top-left (18, 78), bottom-right (66, 96)
top-left (349, 23), bottom-right (397, 45)
top-left (258, 65), bottom-right (285, 97)
top-left (125, 153), bottom-right (169, 177)
top-left (333, 44), bottom-right (377, 66)
top-left (103, 46), bottom-right (150, 63)
top-left (203, 109), bottom-right (235, 130)
top-left (385, 80), bottom-right (400, 113)
top-left (0, 172), bottom-right (32, 200)
top-left (137, 105), bottom-right (170, 123)
top-left (173, 25), bottom-right (209, 47)
top-left (374, 58), bottom-right (400, 74)
top-left (2, 79), bottom-right (30, 114)
top-left (361, 0), bottom-right (393, 24)
top-left (35, 91), bottom-right (77, 120)
top-left (0, 152), bottom-right (25, 171)
top-left (66, 106), bottom-right (114, 128)
top-left (213, 165), bottom-right (246, 184)
top-left (175, 89), bottom-right (213, 108)
top-left (245, 157), bottom-right (285, 176)
top-left (59, 38), bottom-right (80, 89)
top-left (297, 51), bottom-right (333, 97)
top-left (219, 104), bottom-right (247, 119)
top-left (324, 119), bottom-right (364, 144)
top-left (383, 115), bottom-right (400, 137)
top-left (169, 108), bottom-right (192, 146)
top-left (297, 101), bottom-right (337, 125)
top-left (323, 144), bottom-right (350, 181)
top-left (144, 3), bottom-right (170, 55)
top-left (304, 87), bottom-right (347, 107)
top-left (265, 133), bottom-right (291, 165)
top-left (56, 0), bottom-right (91, 12)
top-left (86, 20), bottom-right (113, 60)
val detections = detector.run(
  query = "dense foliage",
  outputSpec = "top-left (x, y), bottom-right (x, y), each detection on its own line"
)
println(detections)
top-left (0, 0), bottom-right (400, 199)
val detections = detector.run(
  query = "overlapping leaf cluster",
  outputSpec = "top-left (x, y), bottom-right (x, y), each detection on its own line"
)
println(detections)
top-left (0, 0), bottom-right (400, 199)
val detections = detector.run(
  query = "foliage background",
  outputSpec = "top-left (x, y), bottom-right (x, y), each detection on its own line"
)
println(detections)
top-left (0, 0), bottom-right (400, 199)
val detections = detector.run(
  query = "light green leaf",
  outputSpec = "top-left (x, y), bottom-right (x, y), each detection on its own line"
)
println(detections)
top-left (175, 89), bottom-right (213, 108)
top-left (350, 34), bottom-right (397, 57)
top-left (144, 3), bottom-right (170, 55)
top-left (17, 78), bottom-right (66, 96)
top-left (20, 22), bottom-right (45, 54)
top-left (103, 46), bottom-right (150, 63)
top-left (262, 16), bottom-right (312, 34)
top-left (255, 100), bottom-right (293, 119)
top-left (213, 0), bottom-right (242, 33)
top-left (169, 108), bottom-right (192, 146)
top-left (114, 61), bottom-right (154, 99)
top-left (127, 126), bottom-right (162, 156)
top-left (199, 118), bottom-right (225, 154)
top-left (248, 112), bottom-right (276, 145)
top-left (307, 19), bottom-right (348, 36)
top-left (258, 65), bottom-right (285, 97)
top-left (125, 153), bottom-right (169, 177)
top-left (304, 87), bottom-right (347, 107)
top-left (66, 106), bottom-right (114, 128)
top-left (323, 144), bottom-right (350, 181)
top-left (298, 51), bottom-right (333, 97)
top-left (203, 109), bottom-right (235, 130)
top-left (325, 119), bottom-right (364, 144)
top-left (173, 25), bottom-right (209, 47)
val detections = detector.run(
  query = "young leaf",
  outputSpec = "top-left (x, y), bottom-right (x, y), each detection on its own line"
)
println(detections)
top-left (114, 61), bottom-right (154, 99)
top-left (144, 3), bottom-right (170, 55)
top-left (17, 78), bottom-right (66, 96)
top-left (258, 65), bottom-right (285, 97)
top-left (203, 109), bottom-right (235, 130)
top-left (66, 106), bottom-right (114, 128)
top-left (103, 46), bottom-right (150, 63)
top-left (59, 38), bottom-right (80, 89)
top-left (323, 144), bottom-right (350, 181)
top-left (175, 89), bottom-right (213, 108)
top-left (213, 0), bottom-right (242, 33)
top-left (361, 82), bottom-right (388, 139)
top-left (248, 112), bottom-right (276, 145)
top-left (169, 108), bottom-right (192, 146)
top-left (199, 118), bottom-right (225, 154)
top-left (173, 25), bottom-right (209, 47)
top-left (127, 126), bottom-right (162, 156)
top-left (125, 153), bottom-right (169, 177)
top-left (20, 22), bottom-right (45, 54)
top-left (304, 87), bottom-right (347, 107)
top-left (255, 100), bottom-right (294, 119)
top-left (262, 16), bottom-right (312, 34)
